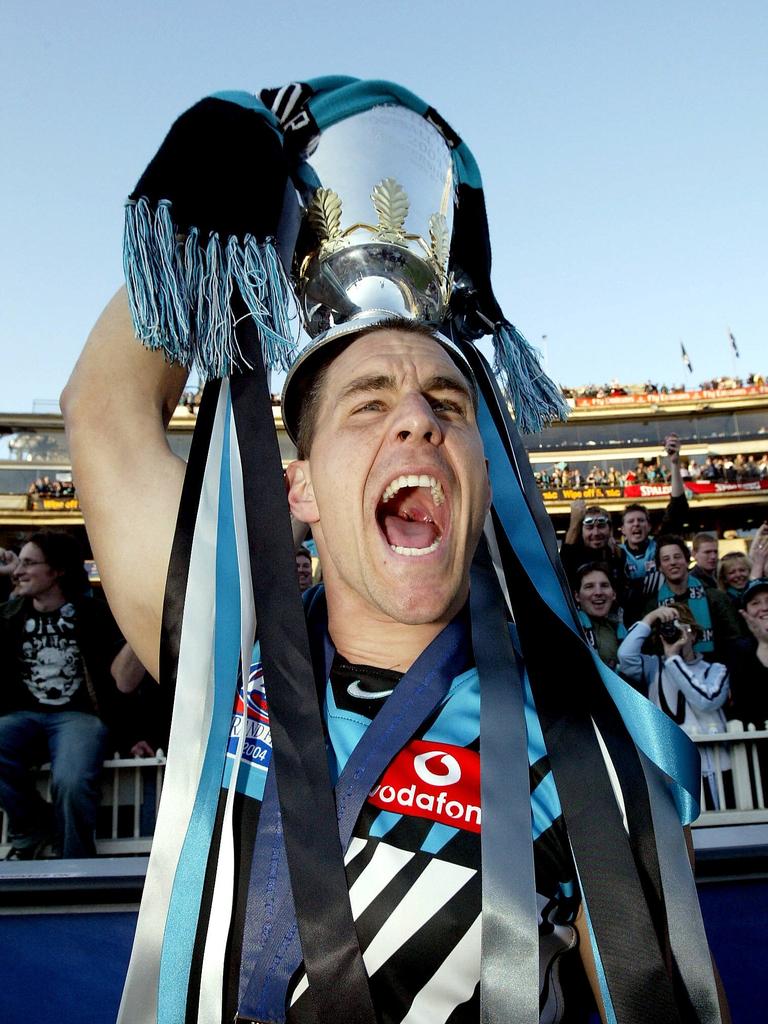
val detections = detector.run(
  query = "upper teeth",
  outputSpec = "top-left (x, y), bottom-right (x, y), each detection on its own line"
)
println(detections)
top-left (381, 474), bottom-right (444, 506)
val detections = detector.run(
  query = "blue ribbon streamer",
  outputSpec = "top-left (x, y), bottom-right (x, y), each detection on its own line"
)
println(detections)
top-left (476, 390), bottom-right (701, 824)
top-left (158, 398), bottom-right (242, 1024)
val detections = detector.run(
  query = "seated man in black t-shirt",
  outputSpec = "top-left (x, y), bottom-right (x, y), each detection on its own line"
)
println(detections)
top-left (0, 530), bottom-right (143, 859)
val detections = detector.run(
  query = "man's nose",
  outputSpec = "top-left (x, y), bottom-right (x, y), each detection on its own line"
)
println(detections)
top-left (390, 394), bottom-right (443, 446)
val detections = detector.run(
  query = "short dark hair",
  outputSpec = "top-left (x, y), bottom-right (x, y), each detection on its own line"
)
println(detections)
top-left (574, 561), bottom-right (615, 590)
top-left (294, 319), bottom-right (477, 460)
top-left (584, 505), bottom-right (611, 520)
top-left (27, 530), bottom-right (88, 599)
top-left (654, 534), bottom-right (690, 568)
top-left (621, 503), bottom-right (650, 523)
top-left (295, 546), bottom-right (312, 562)
top-left (692, 531), bottom-right (717, 553)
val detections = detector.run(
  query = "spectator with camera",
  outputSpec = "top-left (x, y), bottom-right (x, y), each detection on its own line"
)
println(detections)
top-left (618, 603), bottom-right (730, 807)
top-left (574, 562), bottom-right (626, 670)
top-left (0, 530), bottom-right (144, 859)
top-left (640, 535), bottom-right (743, 666)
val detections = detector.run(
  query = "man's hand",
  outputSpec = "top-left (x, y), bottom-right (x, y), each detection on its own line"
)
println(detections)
top-left (0, 548), bottom-right (19, 577)
top-left (130, 740), bottom-right (157, 758)
top-left (569, 498), bottom-right (587, 523)
top-left (664, 433), bottom-right (685, 498)
top-left (740, 606), bottom-right (768, 644)
top-left (642, 606), bottom-right (678, 628)
top-left (664, 433), bottom-right (681, 465)
top-left (661, 630), bottom-right (688, 659)
top-left (564, 498), bottom-right (587, 545)
top-left (748, 523), bottom-right (768, 577)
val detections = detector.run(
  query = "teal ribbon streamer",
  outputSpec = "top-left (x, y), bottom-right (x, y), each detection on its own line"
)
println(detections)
top-left (476, 390), bottom-right (701, 824)
top-left (158, 396), bottom-right (243, 1023)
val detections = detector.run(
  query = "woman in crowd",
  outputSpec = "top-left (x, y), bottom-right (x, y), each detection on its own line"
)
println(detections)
top-left (574, 562), bottom-right (626, 669)
top-left (718, 551), bottom-right (752, 604)
top-left (618, 602), bottom-right (730, 807)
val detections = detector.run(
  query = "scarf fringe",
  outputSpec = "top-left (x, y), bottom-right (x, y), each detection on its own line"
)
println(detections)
top-left (123, 197), bottom-right (297, 378)
top-left (492, 321), bottom-right (569, 434)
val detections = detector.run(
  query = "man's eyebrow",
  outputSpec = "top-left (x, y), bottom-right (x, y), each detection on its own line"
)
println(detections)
top-left (336, 372), bottom-right (474, 406)
top-left (421, 375), bottom-right (473, 402)
top-left (337, 374), bottom-right (398, 402)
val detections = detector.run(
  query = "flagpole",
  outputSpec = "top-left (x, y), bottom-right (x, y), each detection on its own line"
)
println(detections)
top-left (727, 327), bottom-right (739, 382)
top-left (679, 338), bottom-right (693, 378)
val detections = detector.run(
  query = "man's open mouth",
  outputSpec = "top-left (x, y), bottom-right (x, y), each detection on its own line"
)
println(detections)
top-left (376, 474), bottom-right (447, 557)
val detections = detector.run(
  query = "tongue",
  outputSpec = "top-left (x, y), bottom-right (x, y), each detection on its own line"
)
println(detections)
top-left (384, 515), bottom-right (438, 549)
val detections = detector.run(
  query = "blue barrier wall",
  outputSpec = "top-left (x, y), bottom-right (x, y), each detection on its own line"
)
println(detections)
top-left (0, 880), bottom-right (765, 1023)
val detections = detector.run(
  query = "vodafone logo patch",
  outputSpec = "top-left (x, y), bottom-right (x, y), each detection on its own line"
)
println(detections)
top-left (368, 739), bottom-right (481, 833)
top-left (413, 750), bottom-right (462, 786)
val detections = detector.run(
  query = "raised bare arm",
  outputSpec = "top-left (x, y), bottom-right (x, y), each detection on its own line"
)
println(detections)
top-left (61, 287), bottom-right (189, 678)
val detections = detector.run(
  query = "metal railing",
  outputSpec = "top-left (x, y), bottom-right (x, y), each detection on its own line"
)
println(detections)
top-left (0, 752), bottom-right (165, 857)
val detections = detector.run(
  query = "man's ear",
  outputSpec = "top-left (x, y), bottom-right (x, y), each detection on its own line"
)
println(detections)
top-left (285, 460), bottom-right (320, 525)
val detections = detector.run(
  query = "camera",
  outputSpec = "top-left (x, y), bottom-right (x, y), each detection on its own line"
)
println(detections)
top-left (659, 620), bottom-right (682, 642)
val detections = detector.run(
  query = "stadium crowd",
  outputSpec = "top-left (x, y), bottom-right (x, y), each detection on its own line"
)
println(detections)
top-left (26, 476), bottom-right (76, 499)
top-left (0, 433), bottom-right (766, 857)
top-left (535, 451), bottom-right (768, 490)
top-left (561, 371), bottom-right (766, 400)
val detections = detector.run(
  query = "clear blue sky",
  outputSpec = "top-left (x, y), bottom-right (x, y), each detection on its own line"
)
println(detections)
top-left (2, 0), bottom-right (766, 411)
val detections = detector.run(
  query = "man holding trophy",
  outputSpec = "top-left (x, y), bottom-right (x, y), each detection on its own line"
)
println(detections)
top-left (64, 78), bottom-right (725, 1024)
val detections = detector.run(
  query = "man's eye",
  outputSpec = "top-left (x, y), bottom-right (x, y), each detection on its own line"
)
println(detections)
top-left (430, 398), bottom-right (464, 415)
top-left (353, 400), bottom-right (386, 414)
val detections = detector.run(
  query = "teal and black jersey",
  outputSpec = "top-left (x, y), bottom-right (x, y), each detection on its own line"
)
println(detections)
top-left (189, 647), bottom-right (582, 1024)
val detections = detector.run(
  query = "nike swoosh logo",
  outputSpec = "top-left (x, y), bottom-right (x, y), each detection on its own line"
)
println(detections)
top-left (347, 680), bottom-right (393, 700)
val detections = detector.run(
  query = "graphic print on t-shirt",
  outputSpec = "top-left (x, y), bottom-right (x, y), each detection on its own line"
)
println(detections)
top-left (20, 602), bottom-right (85, 706)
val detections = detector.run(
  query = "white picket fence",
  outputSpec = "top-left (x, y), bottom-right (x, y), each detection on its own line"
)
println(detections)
top-left (690, 721), bottom-right (768, 825)
top-left (0, 752), bottom-right (166, 857)
top-left (0, 725), bottom-right (766, 858)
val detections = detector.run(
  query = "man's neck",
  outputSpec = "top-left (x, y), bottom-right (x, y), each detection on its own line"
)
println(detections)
top-left (32, 588), bottom-right (67, 613)
top-left (666, 575), bottom-right (689, 596)
top-left (627, 539), bottom-right (648, 555)
top-left (325, 594), bottom-right (455, 674)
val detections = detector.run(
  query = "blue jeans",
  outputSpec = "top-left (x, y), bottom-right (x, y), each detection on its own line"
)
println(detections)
top-left (0, 711), bottom-right (110, 857)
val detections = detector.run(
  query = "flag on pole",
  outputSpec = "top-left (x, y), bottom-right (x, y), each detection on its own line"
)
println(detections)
top-left (728, 329), bottom-right (739, 358)
top-left (680, 341), bottom-right (693, 373)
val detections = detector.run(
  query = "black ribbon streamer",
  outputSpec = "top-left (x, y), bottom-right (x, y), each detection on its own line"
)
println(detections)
top-left (456, 338), bottom-right (689, 1023)
top-left (470, 536), bottom-right (540, 1024)
top-left (228, 306), bottom-right (376, 1024)
top-left (160, 378), bottom-right (222, 697)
